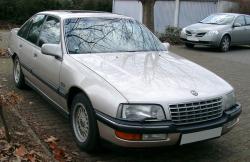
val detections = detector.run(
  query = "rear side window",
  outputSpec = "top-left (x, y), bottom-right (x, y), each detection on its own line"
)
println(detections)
top-left (38, 16), bottom-right (60, 47)
top-left (17, 20), bottom-right (32, 39)
top-left (234, 16), bottom-right (246, 26)
top-left (26, 15), bottom-right (46, 44)
top-left (245, 16), bottom-right (250, 25)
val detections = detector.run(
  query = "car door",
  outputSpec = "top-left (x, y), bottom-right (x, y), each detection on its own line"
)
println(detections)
top-left (245, 15), bottom-right (250, 43)
top-left (17, 14), bottom-right (46, 80)
top-left (231, 15), bottom-right (247, 44)
top-left (32, 16), bottom-right (62, 104)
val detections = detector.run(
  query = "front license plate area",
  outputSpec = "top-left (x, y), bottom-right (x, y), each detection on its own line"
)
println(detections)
top-left (180, 127), bottom-right (222, 145)
top-left (187, 36), bottom-right (199, 42)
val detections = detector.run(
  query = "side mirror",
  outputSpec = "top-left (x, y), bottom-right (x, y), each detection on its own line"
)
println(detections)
top-left (41, 44), bottom-right (62, 59)
top-left (233, 23), bottom-right (241, 28)
top-left (162, 42), bottom-right (170, 50)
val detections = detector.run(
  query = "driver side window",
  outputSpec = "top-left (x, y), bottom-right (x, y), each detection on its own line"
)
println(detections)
top-left (38, 16), bottom-right (60, 47)
top-left (234, 16), bottom-right (246, 26)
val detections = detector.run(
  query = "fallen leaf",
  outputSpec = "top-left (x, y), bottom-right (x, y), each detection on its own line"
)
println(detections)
top-left (15, 131), bottom-right (25, 136)
top-left (71, 151), bottom-right (79, 156)
top-left (15, 145), bottom-right (27, 157)
top-left (53, 148), bottom-right (65, 161)
top-left (49, 142), bottom-right (57, 150)
top-left (44, 136), bottom-right (59, 143)
top-left (27, 153), bottom-right (36, 162)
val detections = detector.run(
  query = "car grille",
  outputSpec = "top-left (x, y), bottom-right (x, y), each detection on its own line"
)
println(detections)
top-left (169, 98), bottom-right (223, 125)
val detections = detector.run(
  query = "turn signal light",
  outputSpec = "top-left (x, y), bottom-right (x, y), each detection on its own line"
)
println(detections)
top-left (115, 130), bottom-right (142, 141)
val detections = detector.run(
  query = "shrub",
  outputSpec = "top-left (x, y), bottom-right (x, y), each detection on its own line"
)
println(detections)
top-left (159, 26), bottom-right (182, 45)
top-left (0, 0), bottom-right (112, 25)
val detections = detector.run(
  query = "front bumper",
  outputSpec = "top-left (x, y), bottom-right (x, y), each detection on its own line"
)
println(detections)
top-left (96, 103), bottom-right (241, 148)
top-left (180, 32), bottom-right (221, 47)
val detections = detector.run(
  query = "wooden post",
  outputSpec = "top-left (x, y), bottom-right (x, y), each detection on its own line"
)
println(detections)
top-left (174, 0), bottom-right (180, 27)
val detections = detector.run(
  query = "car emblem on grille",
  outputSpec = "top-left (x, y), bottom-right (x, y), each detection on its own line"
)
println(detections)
top-left (191, 90), bottom-right (198, 96)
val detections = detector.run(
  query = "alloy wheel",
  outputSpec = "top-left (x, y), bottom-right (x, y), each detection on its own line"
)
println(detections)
top-left (14, 59), bottom-right (21, 84)
top-left (72, 103), bottom-right (89, 143)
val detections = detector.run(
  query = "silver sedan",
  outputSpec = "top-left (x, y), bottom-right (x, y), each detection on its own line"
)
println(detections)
top-left (180, 13), bottom-right (250, 52)
top-left (9, 11), bottom-right (241, 152)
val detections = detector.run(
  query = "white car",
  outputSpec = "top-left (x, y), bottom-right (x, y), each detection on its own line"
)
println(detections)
top-left (8, 10), bottom-right (241, 151)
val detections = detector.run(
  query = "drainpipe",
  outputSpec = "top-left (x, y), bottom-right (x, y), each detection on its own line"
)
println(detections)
top-left (174, 0), bottom-right (180, 27)
top-left (217, 0), bottom-right (220, 13)
top-left (112, 0), bottom-right (115, 13)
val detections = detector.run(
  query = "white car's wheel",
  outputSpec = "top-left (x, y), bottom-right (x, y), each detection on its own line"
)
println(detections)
top-left (71, 93), bottom-right (99, 152)
top-left (13, 56), bottom-right (26, 88)
top-left (219, 35), bottom-right (231, 52)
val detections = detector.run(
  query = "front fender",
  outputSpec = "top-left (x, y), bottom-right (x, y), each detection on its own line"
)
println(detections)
top-left (60, 54), bottom-right (128, 117)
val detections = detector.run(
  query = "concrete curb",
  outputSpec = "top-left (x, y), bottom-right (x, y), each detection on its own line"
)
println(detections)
top-left (11, 105), bottom-right (54, 161)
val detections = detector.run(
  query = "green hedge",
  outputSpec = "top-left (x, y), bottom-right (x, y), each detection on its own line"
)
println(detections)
top-left (159, 26), bottom-right (182, 45)
top-left (0, 0), bottom-right (112, 25)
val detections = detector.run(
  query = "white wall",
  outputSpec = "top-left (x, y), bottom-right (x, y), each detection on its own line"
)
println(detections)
top-left (218, 0), bottom-right (240, 12)
top-left (113, 0), bottom-right (220, 33)
top-left (179, 1), bottom-right (218, 28)
top-left (113, 0), bottom-right (143, 22)
top-left (154, 1), bottom-right (176, 33)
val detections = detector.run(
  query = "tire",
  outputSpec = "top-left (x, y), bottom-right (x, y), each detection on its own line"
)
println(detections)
top-left (219, 35), bottom-right (231, 52)
top-left (70, 93), bottom-right (99, 152)
top-left (185, 43), bottom-right (194, 48)
top-left (13, 56), bottom-right (26, 89)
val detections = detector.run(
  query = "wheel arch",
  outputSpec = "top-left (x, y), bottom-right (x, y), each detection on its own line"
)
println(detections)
top-left (220, 33), bottom-right (231, 43)
top-left (11, 53), bottom-right (18, 61)
top-left (66, 86), bottom-right (93, 113)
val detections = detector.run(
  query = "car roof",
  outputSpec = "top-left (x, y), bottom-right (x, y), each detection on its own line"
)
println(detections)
top-left (38, 10), bottom-right (132, 19)
top-left (213, 13), bottom-right (247, 17)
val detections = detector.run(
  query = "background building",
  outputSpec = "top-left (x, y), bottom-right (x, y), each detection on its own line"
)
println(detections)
top-left (112, 0), bottom-right (240, 33)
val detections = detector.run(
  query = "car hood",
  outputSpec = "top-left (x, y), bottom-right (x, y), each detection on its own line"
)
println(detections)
top-left (185, 23), bottom-right (229, 33)
top-left (71, 51), bottom-right (232, 103)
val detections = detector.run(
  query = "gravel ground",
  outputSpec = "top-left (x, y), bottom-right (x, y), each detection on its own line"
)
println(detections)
top-left (0, 30), bottom-right (250, 161)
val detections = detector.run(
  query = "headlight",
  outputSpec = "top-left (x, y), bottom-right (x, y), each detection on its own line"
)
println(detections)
top-left (181, 28), bottom-right (186, 34)
top-left (223, 91), bottom-right (236, 110)
top-left (117, 104), bottom-right (166, 121)
top-left (206, 30), bottom-right (219, 36)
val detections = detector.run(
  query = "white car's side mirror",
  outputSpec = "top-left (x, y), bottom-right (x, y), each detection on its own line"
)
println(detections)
top-left (233, 23), bottom-right (241, 28)
top-left (162, 42), bottom-right (170, 50)
top-left (41, 44), bottom-right (62, 59)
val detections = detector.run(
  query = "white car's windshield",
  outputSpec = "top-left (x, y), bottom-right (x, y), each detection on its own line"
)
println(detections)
top-left (64, 17), bottom-right (166, 54)
top-left (200, 14), bottom-right (235, 25)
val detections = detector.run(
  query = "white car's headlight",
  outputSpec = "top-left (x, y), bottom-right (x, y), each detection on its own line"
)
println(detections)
top-left (223, 91), bottom-right (236, 110)
top-left (117, 104), bottom-right (166, 121)
top-left (181, 28), bottom-right (186, 34)
top-left (206, 30), bottom-right (219, 36)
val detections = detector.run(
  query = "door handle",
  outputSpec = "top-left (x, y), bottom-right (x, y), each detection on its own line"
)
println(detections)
top-left (19, 44), bottom-right (23, 48)
top-left (33, 53), bottom-right (38, 57)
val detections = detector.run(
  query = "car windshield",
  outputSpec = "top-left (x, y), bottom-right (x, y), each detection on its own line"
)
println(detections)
top-left (200, 14), bottom-right (235, 25)
top-left (64, 17), bottom-right (166, 54)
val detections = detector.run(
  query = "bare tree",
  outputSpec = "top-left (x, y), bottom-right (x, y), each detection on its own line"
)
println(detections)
top-left (139, 0), bottom-right (156, 33)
